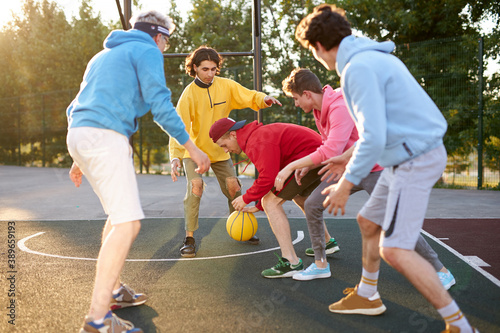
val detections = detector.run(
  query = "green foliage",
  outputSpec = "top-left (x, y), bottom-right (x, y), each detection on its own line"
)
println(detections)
top-left (0, 0), bottom-right (498, 186)
top-left (327, 0), bottom-right (499, 186)
top-left (0, 0), bottom-right (109, 166)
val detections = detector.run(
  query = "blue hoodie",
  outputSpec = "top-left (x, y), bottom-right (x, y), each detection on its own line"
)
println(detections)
top-left (67, 29), bottom-right (189, 145)
top-left (335, 35), bottom-right (447, 186)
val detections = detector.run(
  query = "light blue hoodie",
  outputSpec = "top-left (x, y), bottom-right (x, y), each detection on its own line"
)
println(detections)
top-left (67, 29), bottom-right (189, 145)
top-left (336, 35), bottom-right (447, 186)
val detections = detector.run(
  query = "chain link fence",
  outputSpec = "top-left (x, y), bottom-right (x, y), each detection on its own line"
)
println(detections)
top-left (0, 37), bottom-right (498, 189)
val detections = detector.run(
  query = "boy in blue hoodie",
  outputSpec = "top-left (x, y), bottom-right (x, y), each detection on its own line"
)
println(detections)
top-left (67, 10), bottom-right (210, 333)
top-left (296, 5), bottom-right (477, 333)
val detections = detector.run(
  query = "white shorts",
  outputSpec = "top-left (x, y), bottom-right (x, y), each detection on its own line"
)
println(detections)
top-left (359, 144), bottom-right (447, 250)
top-left (67, 127), bottom-right (145, 225)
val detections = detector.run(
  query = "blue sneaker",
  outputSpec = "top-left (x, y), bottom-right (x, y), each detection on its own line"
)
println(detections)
top-left (110, 283), bottom-right (147, 310)
top-left (80, 310), bottom-right (143, 333)
top-left (293, 262), bottom-right (331, 281)
top-left (437, 270), bottom-right (456, 290)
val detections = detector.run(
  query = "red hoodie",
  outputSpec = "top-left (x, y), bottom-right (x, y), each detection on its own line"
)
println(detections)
top-left (236, 121), bottom-right (322, 208)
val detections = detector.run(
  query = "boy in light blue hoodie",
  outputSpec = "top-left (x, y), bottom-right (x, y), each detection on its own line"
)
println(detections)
top-left (296, 4), bottom-right (477, 333)
top-left (67, 10), bottom-right (210, 333)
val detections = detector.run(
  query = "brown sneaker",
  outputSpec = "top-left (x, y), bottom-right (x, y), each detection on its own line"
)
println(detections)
top-left (80, 310), bottom-right (143, 332)
top-left (110, 283), bottom-right (147, 310)
top-left (329, 285), bottom-right (386, 315)
top-left (441, 324), bottom-right (480, 333)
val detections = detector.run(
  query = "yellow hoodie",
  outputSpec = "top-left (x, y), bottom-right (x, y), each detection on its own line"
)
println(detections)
top-left (169, 76), bottom-right (268, 162)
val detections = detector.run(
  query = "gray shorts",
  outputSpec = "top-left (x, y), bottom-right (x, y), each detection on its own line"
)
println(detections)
top-left (359, 145), bottom-right (447, 250)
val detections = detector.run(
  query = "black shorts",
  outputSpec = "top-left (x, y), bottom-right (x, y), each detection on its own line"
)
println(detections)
top-left (273, 166), bottom-right (323, 200)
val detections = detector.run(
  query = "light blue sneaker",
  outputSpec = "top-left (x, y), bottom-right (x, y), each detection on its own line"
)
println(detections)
top-left (293, 262), bottom-right (331, 281)
top-left (437, 270), bottom-right (456, 290)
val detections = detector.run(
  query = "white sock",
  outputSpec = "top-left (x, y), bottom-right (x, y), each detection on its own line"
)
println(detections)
top-left (357, 268), bottom-right (379, 298)
top-left (438, 301), bottom-right (472, 332)
top-left (93, 317), bottom-right (105, 325)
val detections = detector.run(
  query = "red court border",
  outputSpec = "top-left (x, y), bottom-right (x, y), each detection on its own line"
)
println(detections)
top-left (423, 218), bottom-right (500, 281)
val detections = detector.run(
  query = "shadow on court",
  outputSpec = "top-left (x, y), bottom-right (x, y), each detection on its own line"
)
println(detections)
top-left (6, 217), bottom-right (500, 332)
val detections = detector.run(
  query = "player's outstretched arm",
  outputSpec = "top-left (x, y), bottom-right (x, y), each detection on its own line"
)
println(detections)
top-left (183, 139), bottom-right (210, 174)
top-left (264, 96), bottom-right (282, 106)
top-left (319, 145), bottom-right (354, 182)
top-left (322, 177), bottom-right (354, 216)
top-left (275, 155), bottom-right (314, 191)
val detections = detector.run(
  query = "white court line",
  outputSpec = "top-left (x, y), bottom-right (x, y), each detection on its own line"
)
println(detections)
top-left (421, 230), bottom-right (500, 287)
top-left (18, 231), bottom-right (304, 262)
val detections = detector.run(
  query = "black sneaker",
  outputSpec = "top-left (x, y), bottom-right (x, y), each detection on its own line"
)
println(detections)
top-left (246, 235), bottom-right (260, 245)
top-left (180, 237), bottom-right (196, 258)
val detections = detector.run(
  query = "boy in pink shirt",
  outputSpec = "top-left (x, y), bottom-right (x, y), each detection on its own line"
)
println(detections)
top-left (278, 68), bottom-right (454, 285)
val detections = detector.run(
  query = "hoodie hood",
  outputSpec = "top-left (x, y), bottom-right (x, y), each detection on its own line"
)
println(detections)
top-left (104, 29), bottom-right (157, 49)
top-left (336, 35), bottom-right (395, 77)
top-left (313, 85), bottom-right (343, 130)
top-left (235, 120), bottom-right (262, 152)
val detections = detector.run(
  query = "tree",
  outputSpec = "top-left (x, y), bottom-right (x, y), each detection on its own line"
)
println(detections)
top-left (327, 0), bottom-right (500, 184)
top-left (0, 0), bottom-right (110, 166)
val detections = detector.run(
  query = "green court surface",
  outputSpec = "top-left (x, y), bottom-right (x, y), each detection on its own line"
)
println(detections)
top-left (6, 217), bottom-right (500, 332)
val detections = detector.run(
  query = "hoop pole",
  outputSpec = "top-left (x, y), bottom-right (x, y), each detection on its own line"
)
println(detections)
top-left (123, 0), bottom-right (132, 29)
top-left (252, 0), bottom-right (263, 124)
top-left (114, 0), bottom-right (127, 29)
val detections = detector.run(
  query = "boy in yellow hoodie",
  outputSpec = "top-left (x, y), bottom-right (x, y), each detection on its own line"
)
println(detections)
top-left (169, 46), bottom-right (281, 257)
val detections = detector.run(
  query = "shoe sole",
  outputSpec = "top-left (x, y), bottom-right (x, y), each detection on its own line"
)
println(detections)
top-left (181, 252), bottom-right (196, 258)
top-left (443, 278), bottom-right (456, 290)
top-left (305, 246), bottom-right (340, 257)
top-left (328, 304), bottom-right (386, 315)
top-left (293, 271), bottom-right (331, 281)
top-left (262, 270), bottom-right (303, 278)
top-left (110, 298), bottom-right (147, 310)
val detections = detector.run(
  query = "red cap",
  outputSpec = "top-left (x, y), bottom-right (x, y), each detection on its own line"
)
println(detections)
top-left (209, 118), bottom-right (247, 143)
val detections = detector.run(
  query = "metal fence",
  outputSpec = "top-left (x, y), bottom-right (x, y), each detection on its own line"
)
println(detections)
top-left (0, 36), bottom-right (498, 189)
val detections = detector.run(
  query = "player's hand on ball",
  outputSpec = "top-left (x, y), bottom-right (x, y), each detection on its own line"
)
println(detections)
top-left (232, 196), bottom-right (247, 211)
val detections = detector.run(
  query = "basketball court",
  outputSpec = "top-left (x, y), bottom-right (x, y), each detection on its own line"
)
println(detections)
top-left (1, 165), bottom-right (499, 332)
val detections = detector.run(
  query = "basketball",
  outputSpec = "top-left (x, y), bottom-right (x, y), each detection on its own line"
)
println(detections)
top-left (226, 211), bottom-right (258, 241)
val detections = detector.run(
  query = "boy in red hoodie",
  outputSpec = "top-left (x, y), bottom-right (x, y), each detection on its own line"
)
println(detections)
top-left (210, 118), bottom-right (322, 278)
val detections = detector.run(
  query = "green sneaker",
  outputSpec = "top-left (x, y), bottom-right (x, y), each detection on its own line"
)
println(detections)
top-left (261, 254), bottom-right (304, 278)
top-left (305, 238), bottom-right (340, 257)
